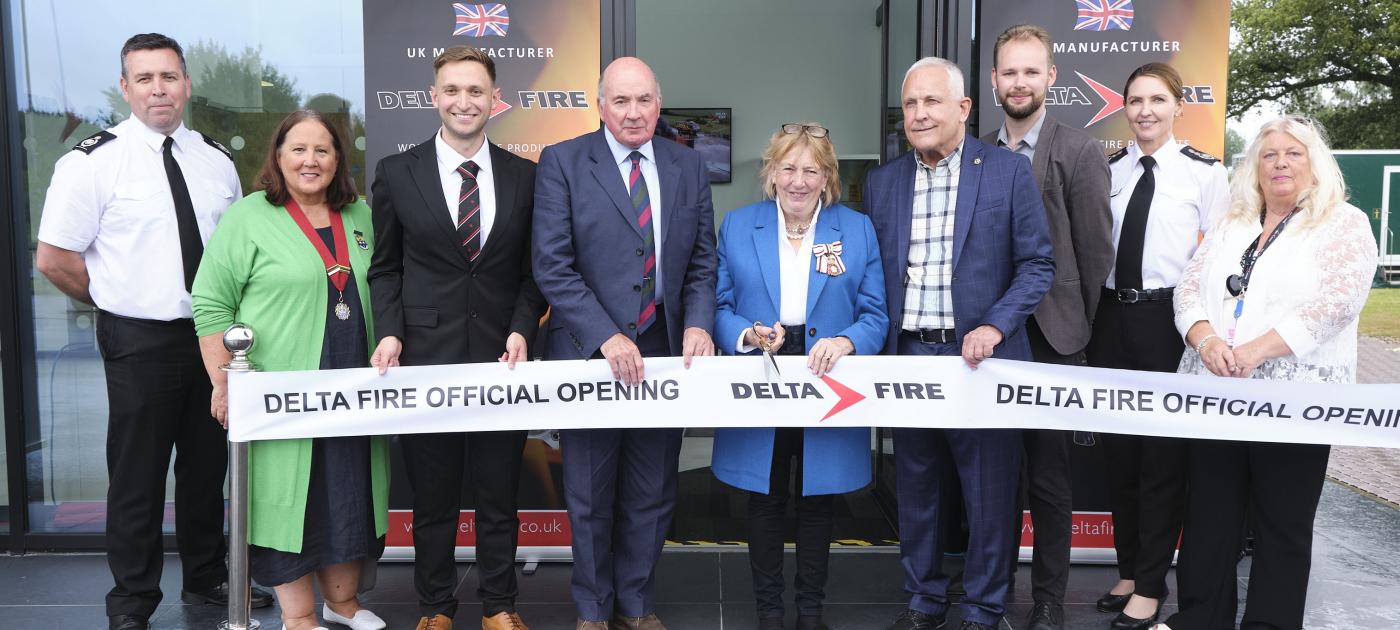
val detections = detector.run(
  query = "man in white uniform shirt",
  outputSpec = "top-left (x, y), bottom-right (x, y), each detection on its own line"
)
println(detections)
top-left (35, 33), bottom-right (270, 630)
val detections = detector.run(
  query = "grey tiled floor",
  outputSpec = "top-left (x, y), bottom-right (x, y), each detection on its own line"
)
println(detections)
top-left (3, 481), bottom-right (1399, 629)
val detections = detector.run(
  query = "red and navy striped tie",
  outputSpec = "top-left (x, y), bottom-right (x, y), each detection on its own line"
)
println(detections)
top-left (629, 151), bottom-right (656, 332)
top-left (456, 160), bottom-right (483, 263)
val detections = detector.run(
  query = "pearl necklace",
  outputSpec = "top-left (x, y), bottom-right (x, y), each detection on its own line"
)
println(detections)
top-left (784, 222), bottom-right (811, 239)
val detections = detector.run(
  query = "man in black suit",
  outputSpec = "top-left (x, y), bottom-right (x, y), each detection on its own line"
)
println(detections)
top-left (368, 45), bottom-right (546, 630)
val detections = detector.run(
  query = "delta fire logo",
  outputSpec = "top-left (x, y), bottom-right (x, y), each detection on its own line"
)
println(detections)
top-left (1033, 72), bottom-right (1218, 128)
top-left (731, 378), bottom-right (946, 422)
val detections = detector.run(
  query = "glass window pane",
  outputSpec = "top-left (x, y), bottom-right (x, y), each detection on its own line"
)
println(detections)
top-left (13, 0), bottom-right (365, 533)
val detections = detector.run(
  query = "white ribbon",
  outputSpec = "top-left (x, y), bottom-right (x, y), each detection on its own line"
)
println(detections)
top-left (813, 241), bottom-right (845, 276)
top-left (227, 355), bottom-right (1400, 448)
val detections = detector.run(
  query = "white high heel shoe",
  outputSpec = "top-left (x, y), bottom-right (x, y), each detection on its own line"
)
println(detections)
top-left (322, 603), bottom-right (388, 630)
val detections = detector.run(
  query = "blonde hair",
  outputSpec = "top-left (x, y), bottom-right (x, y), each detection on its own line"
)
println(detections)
top-left (1226, 115), bottom-right (1346, 230)
top-left (758, 123), bottom-right (842, 205)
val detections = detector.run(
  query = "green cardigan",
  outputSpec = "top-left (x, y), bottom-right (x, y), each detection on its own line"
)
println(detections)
top-left (192, 191), bottom-right (389, 553)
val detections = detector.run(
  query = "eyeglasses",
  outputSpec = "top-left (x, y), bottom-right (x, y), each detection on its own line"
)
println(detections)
top-left (781, 123), bottom-right (830, 138)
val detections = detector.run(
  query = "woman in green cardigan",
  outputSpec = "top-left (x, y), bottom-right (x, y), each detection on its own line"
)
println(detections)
top-left (193, 110), bottom-right (389, 630)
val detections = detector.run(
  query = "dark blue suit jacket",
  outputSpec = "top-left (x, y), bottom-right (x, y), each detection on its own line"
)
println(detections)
top-left (863, 137), bottom-right (1054, 360)
top-left (533, 130), bottom-right (718, 359)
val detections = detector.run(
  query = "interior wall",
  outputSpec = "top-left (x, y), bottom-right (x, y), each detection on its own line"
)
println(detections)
top-left (637, 0), bottom-right (883, 220)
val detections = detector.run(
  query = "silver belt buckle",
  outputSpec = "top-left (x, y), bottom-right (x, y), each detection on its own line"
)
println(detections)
top-left (1119, 288), bottom-right (1140, 304)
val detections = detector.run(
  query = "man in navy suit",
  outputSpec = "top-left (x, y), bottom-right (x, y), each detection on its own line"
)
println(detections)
top-left (864, 57), bottom-right (1054, 630)
top-left (532, 56), bottom-right (717, 630)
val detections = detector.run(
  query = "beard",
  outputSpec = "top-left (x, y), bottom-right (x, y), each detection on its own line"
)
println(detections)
top-left (999, 89), bottom-right (1045, 120)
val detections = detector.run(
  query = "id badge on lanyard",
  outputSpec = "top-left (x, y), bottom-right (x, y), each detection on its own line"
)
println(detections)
top-left (1227, 295), bottom-right (1244, 346)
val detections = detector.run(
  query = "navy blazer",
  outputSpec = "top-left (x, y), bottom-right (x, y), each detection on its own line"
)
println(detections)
top-left (710, 201), bottom-right (888, 495)
top-left (533, 130), bottom-right (718, 359)
top-left (863, 137), bottom-right (1054, 361)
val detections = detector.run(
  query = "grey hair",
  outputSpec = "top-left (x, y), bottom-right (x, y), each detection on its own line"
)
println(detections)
top-left (902, 57), bottom-right (965, 99)
top-left (597, 76), bottom-right (663, 102)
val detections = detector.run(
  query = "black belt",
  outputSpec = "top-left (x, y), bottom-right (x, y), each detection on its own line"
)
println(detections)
top-left (1103, 286), bottom-right (1174, 304)
top-left (901, 328), bottom-right (958, 344)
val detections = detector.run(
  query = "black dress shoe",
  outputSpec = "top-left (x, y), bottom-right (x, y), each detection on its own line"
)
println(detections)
top-left (758, 616), bottom-right (784, 630)
top-left (1109, 608), bottom-right (1160, 630)
top-left (181, 581), bottom-right (275, 608)
top-left (889, 608), bottom-right (947, 630)
top-left (958, 622), bottom-right (995, 630)
top-left (798, 614), bottom-right (831, 630)
top-left (1096, 590), bottom-right (1132, 613)
top-left (1027, 601), bottom-right (1063, 630)
top-left (109, 614), bottom-right (149, 630)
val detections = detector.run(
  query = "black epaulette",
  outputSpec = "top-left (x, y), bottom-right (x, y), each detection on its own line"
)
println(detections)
top-left (1180, 145), bottom-right (1220, 164)
top-left (71, 130), bottom-right (117, 154)
top-left (201, 133), bottom-right (234, 161)
top-left (1107, 147), bottom-right (1129, 164)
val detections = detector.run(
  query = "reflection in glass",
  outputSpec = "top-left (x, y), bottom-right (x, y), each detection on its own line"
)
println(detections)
top-left (13, 0), bottom-right (365, 533)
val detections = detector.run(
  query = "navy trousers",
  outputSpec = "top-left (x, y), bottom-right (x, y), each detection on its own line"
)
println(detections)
top-left (893, 333), bottom-right (1022, 627)
top-left (563, 316), bottom-right (682, 621)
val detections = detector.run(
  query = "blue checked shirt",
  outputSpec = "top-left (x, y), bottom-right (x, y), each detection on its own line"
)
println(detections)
top-left (902, 142), bottom-right (961, 331)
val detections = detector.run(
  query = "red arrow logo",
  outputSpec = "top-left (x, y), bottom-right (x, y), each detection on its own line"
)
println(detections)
top-left (1076, 71), bottom-right (1123, 127)
top-left (818, 375), bottom-right (866, 421)
top-left (490, 98), bottom-right (512, 118)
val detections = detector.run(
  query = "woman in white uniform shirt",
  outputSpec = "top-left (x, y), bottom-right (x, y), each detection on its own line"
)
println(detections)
top-left (1086, 62), bottom-right (1228, 630)
top-left (1154, 117), bottom-right (1376, 630)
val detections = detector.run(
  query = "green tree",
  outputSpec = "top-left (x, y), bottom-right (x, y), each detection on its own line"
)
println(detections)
top-left (1229, 0), bottom-right (1399, 149)
top-left (1224, 127), bottom-right (1246, 164)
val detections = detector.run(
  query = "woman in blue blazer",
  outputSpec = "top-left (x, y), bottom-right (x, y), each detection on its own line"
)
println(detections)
top-left (712, 123), bottom-right (888, 630)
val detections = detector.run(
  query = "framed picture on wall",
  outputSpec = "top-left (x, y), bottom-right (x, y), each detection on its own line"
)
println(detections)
top-left (656, 108), bottom-right (732, 184)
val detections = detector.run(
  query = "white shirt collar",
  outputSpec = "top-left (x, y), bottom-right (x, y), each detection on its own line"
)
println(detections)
top-left (1131, 135), bottom-right (1180, 166)
top-left (603, 126), bottom-right (656, 166)
top-left (436, 130), bottom-right (493, 179)
top-left (122, 115), bottom-right (192, 154)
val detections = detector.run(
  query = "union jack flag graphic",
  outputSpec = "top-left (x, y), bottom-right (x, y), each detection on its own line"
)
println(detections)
top-left (453, 3), bottom-right (510, 38)
top-left (1074, 0), bottom-right (1134, 31)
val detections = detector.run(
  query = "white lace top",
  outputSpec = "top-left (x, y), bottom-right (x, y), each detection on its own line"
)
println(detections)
top-left (1174, 203), bottom-right (1377, 383)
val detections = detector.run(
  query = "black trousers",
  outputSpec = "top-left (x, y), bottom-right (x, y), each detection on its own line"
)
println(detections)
top-left (401, 428), bottom-right (527, 618)
top-left (748, 428), bottom-right (834, 619)
top-left (97, 312), bottom-right (228, 618)
top-left (1010, 318), bottom-right (1078, 605)
top-left (1085, 296), bottom-right (1186, 599)
top-left (1166, 441), bottom-right (1330, 630)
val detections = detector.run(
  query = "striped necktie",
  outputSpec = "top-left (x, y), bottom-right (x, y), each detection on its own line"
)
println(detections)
top-left (456, 160), bottom-right (482, 263)
top-left (629, 151), bottom-right (656, 332)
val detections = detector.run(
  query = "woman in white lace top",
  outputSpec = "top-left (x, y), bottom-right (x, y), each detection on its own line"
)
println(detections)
top-left (1156, 116), bottom-right (1377, 630)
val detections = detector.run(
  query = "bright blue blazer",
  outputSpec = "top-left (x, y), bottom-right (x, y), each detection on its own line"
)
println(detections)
top-left (710, 201), bottom-right (888, 496)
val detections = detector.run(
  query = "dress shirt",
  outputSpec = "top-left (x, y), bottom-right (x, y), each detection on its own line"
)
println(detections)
top-left (994, 109), bottom-right (1046, 162)
top-left (37, 115), bottom-right (241, 320)
top-left (1105, 136), bottom-right (1229, 290)
top-left (603, 127), bottom-right (665, 302)
top-left (436, 130), bottom-right (497, 249)
top-left (734, 200), bottom-right (822, 352)
top-left (902, 142), bottom-right (962, 331)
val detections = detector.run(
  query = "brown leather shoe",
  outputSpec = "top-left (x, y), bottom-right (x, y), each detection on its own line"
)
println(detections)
top-left (576, 620), bottom-right (609, 630)
top-left (483, 611), bottom-right (529, 630)
top-left (416, 614), bottom-right (454, 630)
top-left (610, 613), bottom-right (666, 630)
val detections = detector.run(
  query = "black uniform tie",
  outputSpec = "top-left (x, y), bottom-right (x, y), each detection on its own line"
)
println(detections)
top-left (162, 136), bottom-right (203, 292)
top-left (1114, 155), bottom-right (1156, 291)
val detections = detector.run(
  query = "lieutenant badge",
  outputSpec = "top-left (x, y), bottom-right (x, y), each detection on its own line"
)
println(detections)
top-left (813, 241), bottom-right (846, 277)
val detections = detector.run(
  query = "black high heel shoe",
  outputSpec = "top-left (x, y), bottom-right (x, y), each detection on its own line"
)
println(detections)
top-left (1109, 603), bottom-right (1161, 630)
top-left (1096, 591), bottom-right (1131, 613)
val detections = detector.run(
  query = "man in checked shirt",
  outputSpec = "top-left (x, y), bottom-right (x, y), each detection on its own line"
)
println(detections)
top-left (863, 56), bottom-right (1054, 630)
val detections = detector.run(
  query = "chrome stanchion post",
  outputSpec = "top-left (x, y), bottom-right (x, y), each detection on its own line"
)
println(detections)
top-left (220, 324), bottom-right (260, 630)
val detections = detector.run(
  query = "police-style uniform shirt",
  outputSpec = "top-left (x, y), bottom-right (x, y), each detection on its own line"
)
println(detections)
top-left (37, 116), bottom-right (240, 320)
top-left (1105, 136), bottom-right (1228, 290)
top-left (435, 130), bottom-right (497, 248)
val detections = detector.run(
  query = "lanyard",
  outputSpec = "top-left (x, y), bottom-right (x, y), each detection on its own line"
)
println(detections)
top-left (1226, 207), bottom-right (1298, 344)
